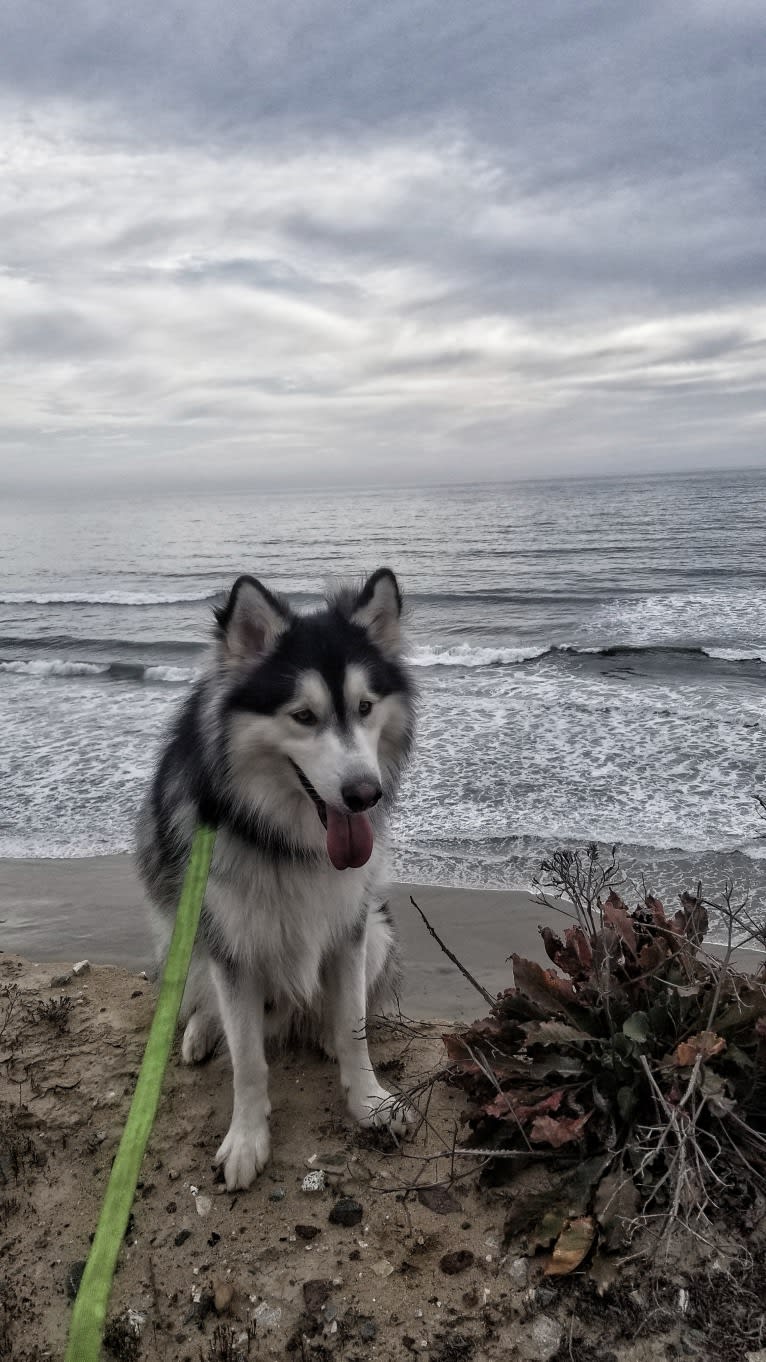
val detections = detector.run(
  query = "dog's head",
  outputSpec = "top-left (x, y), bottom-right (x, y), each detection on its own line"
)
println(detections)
top-left (213, 569), bottom-right (414, 869)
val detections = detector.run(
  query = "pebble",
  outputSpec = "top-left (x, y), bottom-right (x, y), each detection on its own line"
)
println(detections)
top-left (252, 1302), bottom-right (282, 1331)
top-left (65, 1261), bottom-right (86, 1301)
top-left (195, 1195), bottom-right (213, 1217)
top-left (302, 1279), bottom-right (332, 1313)
top-left (50, 972), bottom-right (72, 988)
top-left (359, 1318), bottom-right (377, 1341)
top-left (268, 1186), bottom-right (286, 1202)
top-left (295, 1224), bottom-right (321, 1240)
top-left (214, 1281), bottom-right (235, 1314)
top-left (439, 1249), bottom-right (475, 1276)
top-left (302, 1170), bottom-right (326, 1193)
top-left (527, 1315), bottom-right (563, 1362)
top-left (328, 1197), bottom-right (363, 1227)
top-left (371, 1258), bottom-right (395, 1278)
top-left (72, 960), bottom-right (91, 977)
top-left (506, 1257), bottom-right (529, 1288)
top-left (174, 1229), bottom-right (192, 1247)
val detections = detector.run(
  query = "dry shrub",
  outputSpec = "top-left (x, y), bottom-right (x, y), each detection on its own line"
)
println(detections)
top-left (443, 845), bottom-right (766, 1269)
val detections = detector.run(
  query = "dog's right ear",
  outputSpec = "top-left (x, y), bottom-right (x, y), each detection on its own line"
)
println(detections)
top-left (214, 576), bottom-right (291, 662)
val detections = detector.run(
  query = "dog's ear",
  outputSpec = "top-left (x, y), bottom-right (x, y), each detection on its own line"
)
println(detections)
top-left (351, 568), bottom-right (402, 657)
top-left (215, 576), bottom-right (290, 662)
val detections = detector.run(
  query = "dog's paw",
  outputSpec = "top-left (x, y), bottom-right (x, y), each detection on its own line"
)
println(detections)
top-left (348, 1084), bottom-right (417, 1136)
top-left (214, 1122), bottom-right (271, 1190)
top-left (181, 1011), bottom-right (220, 1065)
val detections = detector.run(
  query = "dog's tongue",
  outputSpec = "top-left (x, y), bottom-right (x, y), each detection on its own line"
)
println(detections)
top-left (325, 806), bottom-right (374, 870)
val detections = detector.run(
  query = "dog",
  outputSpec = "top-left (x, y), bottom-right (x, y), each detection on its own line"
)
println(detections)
top-left (136, 567), bottom-right (416, 1189)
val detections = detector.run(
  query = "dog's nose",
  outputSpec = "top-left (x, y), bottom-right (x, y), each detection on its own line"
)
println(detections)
top-left (341, 780), bottom-right (382, 813)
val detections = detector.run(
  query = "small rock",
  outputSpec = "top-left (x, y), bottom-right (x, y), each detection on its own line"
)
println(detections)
top-left (295, 1224), bottom-right (321, 1241)
top-left (214, 1281), bottom-right (235, 1314)
top-left (440, 1249), bottom-right (475, 1276)
top-left (747, 1353), bottom-right (766, 1362)
top-left (208, 1231), bottom-right (221, 1247)
top-left (534, 1285), bottom-right (556, 1308)
top-left (195, 1195), bottom-right (213, 1217)
top-left (302, 1170), bottom-right (326, 1194)
top-left (168, 1169), bottom-right (180, 1182)
top-left (72, 960), bottom-right (91, 977)
top-left (65, 1261), bottom-right (86, 1301)
top-left (527, 1314), bottom-right (562, 1362)
top-left (371, 1258), bottom-right (395, 1278)
top-left (506, 1256), bottom-right (529, 1288)
top-left (50, 972), bottom-right (72, 988)
top-left (252, 1301), bottom-right (282, 1331)
top-left (417, 1186), bottom-right (461, 1215)
top-left (359, 1318), bottom-right (377, 1341)
top-left (174, 1229), bottom-right (192, 1247)
top-left (328, 1197), bottom-right (363, 1227)
top-left (138, 970), bottom-right (149, 979)
top-left (303, 1279), bottom-right (333, 1313)
top-left (130, 989), bottom-right (143, 999)
top-left (268, 1186), bottom-right (286, 1202)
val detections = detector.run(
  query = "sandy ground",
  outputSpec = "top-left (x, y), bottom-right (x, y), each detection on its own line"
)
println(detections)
top-left (0, 857), bottom-right (565, 1019)
top-left (0, 947), bottom-right (732, 1362)
top-left (1, 864), bottom-right (763, 1360)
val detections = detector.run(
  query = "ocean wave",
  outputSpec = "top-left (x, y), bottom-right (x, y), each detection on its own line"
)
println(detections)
top-left (703, 646), bottom-right (766, 662)
top-left (409, 643), bottom-right (548, 668)
top-left (409, 641), bottom-right (766, 670)
top-left (0, 659), bottom-right (108, 678)
top-left (0, 657), bottom-right (195, 684)
top-left (0, 590), bottom-right (220, 606)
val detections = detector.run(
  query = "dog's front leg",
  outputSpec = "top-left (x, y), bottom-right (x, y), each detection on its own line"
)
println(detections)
top-left (326, 937), bottom-right (414, 1135)
top-left (211, 963), bottom-right (271, 1190)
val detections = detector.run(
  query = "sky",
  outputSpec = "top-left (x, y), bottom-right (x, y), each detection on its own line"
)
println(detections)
top-left (1, 1), bottom-right (765, 492)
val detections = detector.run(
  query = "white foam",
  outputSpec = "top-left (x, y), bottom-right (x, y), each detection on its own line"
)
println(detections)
top-left (589, 589), bottom-right (766, 653)
top-left (704, 646), bottom-right (765, 662)
top-left (0, 659), bottom-right (108, 678)
top-left (144, 664), bottom-right (197, 684)
top-left (0, 590), bottom-right (216, 606)
top-left (409, 642), bottom-right (547, 668)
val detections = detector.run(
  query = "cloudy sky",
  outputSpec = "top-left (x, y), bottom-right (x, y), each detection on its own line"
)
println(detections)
top-left (2, 1), bottom-right (765, 490)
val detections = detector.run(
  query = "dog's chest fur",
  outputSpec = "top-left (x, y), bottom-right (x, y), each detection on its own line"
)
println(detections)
top-left (203, 832), bottom-right (386, 1005)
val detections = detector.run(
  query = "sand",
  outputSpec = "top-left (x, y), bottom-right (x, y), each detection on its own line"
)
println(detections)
top-left (1, 859), bottom-right (762, 1359)
top-left (1, 951), bottom-right (686, 1362)
top-left (0, 856), bottom-right (560, 1020)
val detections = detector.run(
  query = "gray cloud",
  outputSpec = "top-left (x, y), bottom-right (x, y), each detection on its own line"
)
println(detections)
top-left (0, 1), bottom-right (765, 489)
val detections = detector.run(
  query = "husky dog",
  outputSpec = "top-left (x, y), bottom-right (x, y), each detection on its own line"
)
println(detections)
top-left (137, 568), bottom-right (416, 1190)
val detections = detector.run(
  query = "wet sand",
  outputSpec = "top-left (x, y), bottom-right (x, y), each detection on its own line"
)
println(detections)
top-left (0, 855), bottom-right (553, 1020)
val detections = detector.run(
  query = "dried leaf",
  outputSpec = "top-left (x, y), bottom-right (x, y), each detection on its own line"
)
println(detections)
top-left (417, 1186), bottom-right (462, 1215)
top-left (544, 1216), bottom-right (596, 1276)
top-left (593, 1170), bottom-right (639, 1250)
top-left (529, 1112), bottom-right (591, 1147)
top-left (522, 1020), bottom-right (592, 1047)
top-left (484, 1088), bottom-right (564, 1123)
top-left (644, 895), bottom-right (668, 926)
top-left (511, 956), bottom-right (592, 1028)
top-left (622, 1012), bottom-right (650, 1044)
top-left (674, 1030), bottom-right (726, 1066)
top-left (603, 894), bottom-right (638, 955)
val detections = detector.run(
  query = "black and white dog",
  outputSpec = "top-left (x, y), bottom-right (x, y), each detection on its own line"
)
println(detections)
top-left (137, 568), bottom-right (416, 1189)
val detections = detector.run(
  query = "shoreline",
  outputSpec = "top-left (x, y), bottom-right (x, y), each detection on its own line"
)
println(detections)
top-left (0, 853), bottom-right (545, 1021)
top-left (2, 854), bottom-right (762, 1021)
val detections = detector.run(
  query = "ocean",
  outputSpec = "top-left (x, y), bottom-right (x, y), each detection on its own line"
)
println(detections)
top-left (1, 469), bottom-right (765, 914)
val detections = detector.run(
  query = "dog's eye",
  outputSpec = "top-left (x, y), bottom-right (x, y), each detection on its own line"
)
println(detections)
top-left (358, 700), bottom-right (373, 717)
top-left (292, 709), bottom-right (318, 727)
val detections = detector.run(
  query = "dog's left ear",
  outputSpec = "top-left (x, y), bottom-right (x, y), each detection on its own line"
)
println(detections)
top-left (351, 568), bottom-right (403, 657)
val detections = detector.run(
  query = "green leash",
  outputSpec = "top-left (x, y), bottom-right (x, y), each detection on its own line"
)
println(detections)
top-left (65, 824), bottom-right (216, 1362)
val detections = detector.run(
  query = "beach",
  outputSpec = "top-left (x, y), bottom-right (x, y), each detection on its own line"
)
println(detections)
top-left (0, 856), bottom-right (555, 1021)
top-left (3, 864), bottom-right (765, 1359)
